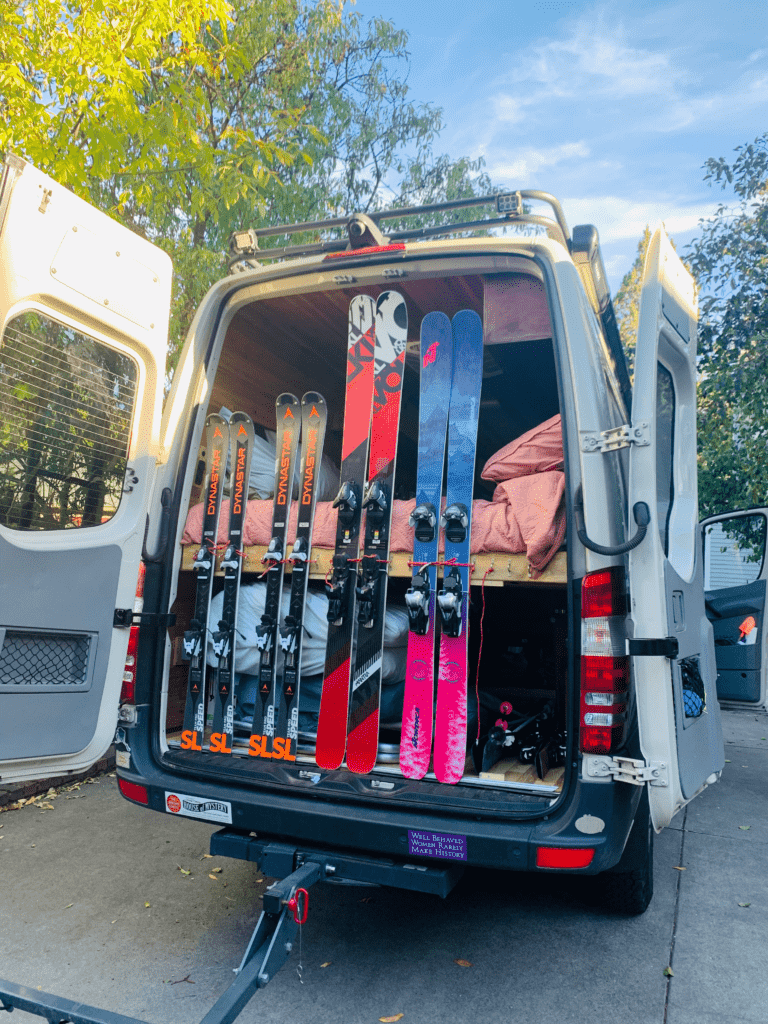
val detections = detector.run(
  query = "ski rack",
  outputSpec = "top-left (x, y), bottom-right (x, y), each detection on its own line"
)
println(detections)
top-left (0, 830), bottom-right (463, 1024)
top-left (228, 189), bottom-right (572, 267)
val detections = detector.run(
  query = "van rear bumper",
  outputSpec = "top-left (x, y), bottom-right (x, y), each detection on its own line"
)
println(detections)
top-left (117, 750), bottom-right (640, 876)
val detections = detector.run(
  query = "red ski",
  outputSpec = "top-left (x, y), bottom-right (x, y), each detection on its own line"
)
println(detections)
top-left (315, 296), bottom-right (376, 770)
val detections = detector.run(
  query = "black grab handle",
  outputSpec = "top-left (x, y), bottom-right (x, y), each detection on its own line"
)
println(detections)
top-left (574, 486), bottom-right (650, 556)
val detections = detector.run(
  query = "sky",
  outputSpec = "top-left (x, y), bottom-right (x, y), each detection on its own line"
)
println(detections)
top-left (354, 0), bottom-right (768, 292)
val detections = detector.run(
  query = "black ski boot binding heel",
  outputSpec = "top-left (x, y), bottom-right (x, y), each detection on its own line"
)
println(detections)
top-left (356, 554), bottom-right (381, 628)
top-left (333, 481), bottom-right (360, 543)
top-left (363, 480), bottom-right (388, 546)
top-left (326, 554), bottom-right (351, 625)
top-left (409, 502), bottom-right (437, 543)
top-left (279, 614), bottom-right (300, 659)
top-left (211, 620), bottom-right (231, 661)
top-left (437, 565), bottom-right (463, 638)
top-left (441, 502), bottom-right (469, 545)
top-left (254, 614), bottom-right (276, 654)
top-left (405, 566), bottom-right (430, 635)
top-left (261, 536), bottom-right (283, 567)
top-left (182, 620), bottom-right (204, 661)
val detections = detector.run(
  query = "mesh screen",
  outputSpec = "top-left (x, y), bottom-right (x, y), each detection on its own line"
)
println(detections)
top-left (0, 629), bottom-right (92, 692)
top-left (0, 311), bottom-right (137, 530)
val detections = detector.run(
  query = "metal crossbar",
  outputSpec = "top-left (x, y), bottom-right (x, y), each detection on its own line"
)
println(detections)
top-left (229, 189), bottom-right (572, 266)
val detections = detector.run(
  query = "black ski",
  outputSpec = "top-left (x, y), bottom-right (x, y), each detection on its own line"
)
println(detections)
top-left (209, 412), bottom-right (255, 754)
top-left (248, 394), bottom-right (301, 759)
top-left (181, 414), bottom-right (228, 752)
top-left (271, 392), bottom-right (328, 762)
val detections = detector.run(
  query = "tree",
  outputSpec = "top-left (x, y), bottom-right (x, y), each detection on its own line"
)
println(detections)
top-left (613, 225), bottom-right (652, 377)
top-left (686, 133), bottom-right (768, 517)
top-left (2, 2), bottom-right (485, 369)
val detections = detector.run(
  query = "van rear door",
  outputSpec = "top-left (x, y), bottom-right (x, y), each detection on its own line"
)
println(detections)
top-left (627, 225), bottom-right (724, 830)
top-left (0, 158), bottom-right (172, 783)
top-left (702, 509), bottom-right (767, 704)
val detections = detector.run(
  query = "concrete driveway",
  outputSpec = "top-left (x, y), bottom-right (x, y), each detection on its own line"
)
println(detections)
top-left (1, 707), bottom-right (766, 1024)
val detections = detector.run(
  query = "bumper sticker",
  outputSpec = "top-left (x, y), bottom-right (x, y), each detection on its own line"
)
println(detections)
top-left (408, 829), bottom-right (467, 861)
top-left (164, 791), bottom-right (232, 824)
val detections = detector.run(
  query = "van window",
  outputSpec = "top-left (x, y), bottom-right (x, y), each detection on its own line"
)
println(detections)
top-left (656, 363), bottom-right (675, 554)
top-left (0, 311), bottom-right (138, 530)
top-left (704, 515), bottom-right (767, 590)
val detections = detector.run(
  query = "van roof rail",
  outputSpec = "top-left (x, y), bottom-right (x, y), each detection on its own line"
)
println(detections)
top-left (228, 190), bottom-right (572, 267)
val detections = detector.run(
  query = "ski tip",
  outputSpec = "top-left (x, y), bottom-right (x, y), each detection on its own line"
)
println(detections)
top-left (276, 392), bottom-right (300, 410)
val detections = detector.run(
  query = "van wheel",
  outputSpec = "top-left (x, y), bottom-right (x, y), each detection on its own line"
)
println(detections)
top-left (594, 789), bottom-right (654, 916)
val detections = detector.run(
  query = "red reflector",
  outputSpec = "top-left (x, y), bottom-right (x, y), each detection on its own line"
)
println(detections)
top-left (536, 847), bottom-right (595, 869)
top-left (581, 567), bottom-right (626, 618)
top-left (118, 778), bottom-right (149, 805)
top-left (324, 243), bottom-right (406, 259)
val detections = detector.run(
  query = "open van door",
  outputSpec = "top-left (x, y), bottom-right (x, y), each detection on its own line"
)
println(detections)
top-left (702, 509), bottom-right (767, 704)
top-left (627, 225), bottom-right (724, 830)
top-left (0, 157), bottom-right (172, 783)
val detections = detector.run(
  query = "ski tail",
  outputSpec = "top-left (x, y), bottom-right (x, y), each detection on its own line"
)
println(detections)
top-left (434, 310), bottom-right (483, 784)
top-left (316, 296), bottom-right (376, 770)
top-left (209, 412), bottom-right (255, 754)
top-left (249, 394), bottom-right (300, 759)
top-left (401, 312), bottom-right (453, 779)
top-left (346, 290), bottom-right (408, 775)
top-left (181, 414), bottom-right (229, 753)
top-left (272, 392), bottom-right (327, 762)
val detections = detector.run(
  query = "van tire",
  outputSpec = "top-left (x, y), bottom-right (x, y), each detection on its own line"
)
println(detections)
top-left (594, 789), bottom-right (654, 915)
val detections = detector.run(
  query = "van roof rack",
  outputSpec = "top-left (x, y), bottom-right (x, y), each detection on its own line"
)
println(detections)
top-left (228, 190), bottom-right (572, 268)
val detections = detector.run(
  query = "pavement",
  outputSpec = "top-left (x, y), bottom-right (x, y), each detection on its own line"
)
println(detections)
top-left (0, 706), bottom-right (766, 1024)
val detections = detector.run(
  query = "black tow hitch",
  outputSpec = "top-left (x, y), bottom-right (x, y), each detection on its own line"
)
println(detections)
top-left (0, 829), bottom-right (463, 1024)
top-left (0, 857), bottom-right (320, 1024)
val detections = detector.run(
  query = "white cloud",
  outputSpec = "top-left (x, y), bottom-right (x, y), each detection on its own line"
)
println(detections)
top-left (561, 196), bottom-right (721, 244)
top-left (486, 141), bottom-right (590, 182)
top-left (513, 14), bottom-right (686, 101)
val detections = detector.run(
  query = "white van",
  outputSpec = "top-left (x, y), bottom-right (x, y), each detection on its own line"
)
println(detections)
top-left (1, 156), bottom-right (763, 944)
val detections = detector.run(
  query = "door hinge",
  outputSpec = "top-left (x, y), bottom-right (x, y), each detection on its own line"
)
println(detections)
top-left (113, 609), bottom-right (177, 629)
top-left (581, 422), bottom-right (650, 453)
top-left (585, 755), bottom-right (668, 787)
top-left (628, 637), bottom-right (679, 659)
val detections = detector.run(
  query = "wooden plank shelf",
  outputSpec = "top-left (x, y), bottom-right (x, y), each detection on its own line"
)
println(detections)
top-left (180, 545), bottom-right (567, 585)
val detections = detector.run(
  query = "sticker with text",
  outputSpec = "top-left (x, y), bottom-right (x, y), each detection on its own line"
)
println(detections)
top-left (408, 829), bottom-right (467, 861)
top-left (164, 791), bottom-right (232, 824)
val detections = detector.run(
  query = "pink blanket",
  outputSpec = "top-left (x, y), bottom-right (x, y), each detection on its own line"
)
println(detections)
top-left (182, 471), bottom-right (565, 579)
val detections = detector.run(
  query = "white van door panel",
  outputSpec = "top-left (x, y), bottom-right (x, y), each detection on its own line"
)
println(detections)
top-left (703, 510), bottom-right (768, 705)
top-left (628, 225), bottom-right (724, 830)
top-left (0, 157), bottom-right (172, 782)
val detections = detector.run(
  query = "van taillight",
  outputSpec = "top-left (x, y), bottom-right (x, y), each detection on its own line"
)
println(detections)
top-left (120, 563), bottom-right (145, 704)
top-left (580, 567), bottom-right (628, 755)
top-left (121, 626), bottom-right (139, 703)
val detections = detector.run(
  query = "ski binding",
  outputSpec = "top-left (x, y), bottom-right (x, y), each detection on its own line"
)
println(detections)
top-left (437, 566), bottom-right (463, 638)
top-left (409, 502), bottom-right (437, 543)
top-left (440, 502), bottom-right (469, 544)
top-left (405, 566), bottom-right (430, 635)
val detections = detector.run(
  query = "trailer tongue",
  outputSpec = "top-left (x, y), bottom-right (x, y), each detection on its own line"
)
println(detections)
top-left (0, 831), bottom-right (462, 1024)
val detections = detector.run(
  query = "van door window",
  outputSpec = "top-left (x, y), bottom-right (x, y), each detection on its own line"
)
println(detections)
top-left (0, 311), bottom-right (138, 530)
top-left (656, 363), bottom-right (675, 554)
top-left (704, 515), bottom-right (767, 590)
